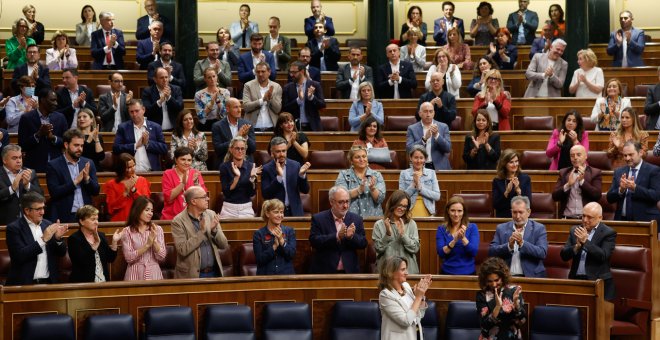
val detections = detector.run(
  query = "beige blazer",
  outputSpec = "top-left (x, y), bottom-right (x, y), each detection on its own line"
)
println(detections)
top-left (171, 209), bottom-right (229, 279)
top-left (379, 281), bottom-right (427, 340)
top-left (242, 79), bottom-right (283, 127)
top-left (523, 52), bottom-right (568, 98)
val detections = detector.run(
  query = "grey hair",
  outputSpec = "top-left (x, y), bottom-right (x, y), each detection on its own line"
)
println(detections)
top-left (551, 38), bottom-right (567, 48)
top-left (1, 144), bottom-right (22, 160)
top-left (510, 195), bottom-right (530, 209)
top-left (408, 144), bottom-right (428, 159)
top-left (328, 186), bottom-right (349, 201)
top-left (270, 136), bottom-right (287, 148)
top-left (149, 20), bottom-right (163, 29)
top-left (99, 11), bottom-right (114, 20)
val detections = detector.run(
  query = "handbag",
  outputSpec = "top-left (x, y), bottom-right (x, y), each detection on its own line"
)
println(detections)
top-left (367, 147), bottom-right (391, 163)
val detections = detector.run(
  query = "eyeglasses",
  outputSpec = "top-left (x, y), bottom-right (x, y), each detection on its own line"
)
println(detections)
top-left (111, 80), bottom-right (124, 83)
top-left (193, 196), bottom-right (209, 200)
top-left (334, 200), bottom-right (350, 205)
top-left (28, 206), bottom-right (45, 212)
top-left (232, 147), bottom-right (246, 151)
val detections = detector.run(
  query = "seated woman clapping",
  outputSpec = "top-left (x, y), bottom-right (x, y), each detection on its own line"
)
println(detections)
top-left (253, 199), bottom-right (296, 275)
top-left (546, 110), bottom-right (589, 170)
top-left (68, 205), bottom-right (119, 282)
top-left (607, 107), bottom-right (648, 168)
top-left (463, 109), bottom-right (501, 170)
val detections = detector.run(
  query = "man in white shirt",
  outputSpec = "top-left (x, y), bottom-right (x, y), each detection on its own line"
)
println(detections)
top-left (141, 67), bottom-right (183, 131)
top-left (5, 192), bottom-right (67, 285)
top-left (336, 46), bottom-right (373, 99)
top-left (263, 16), bottom-right (291, 72)
top-left (524, 39), bottom-right (567, 98)
top-left (242, 62), bottom-right (282, 132)
top-left (375, 44), bottom-right (417, 99)
top-left (99, 72), bottom-right (132, 132)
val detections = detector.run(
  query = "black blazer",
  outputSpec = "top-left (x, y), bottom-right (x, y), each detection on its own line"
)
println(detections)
top-left (141, 84), bottom-right (183, 128)
top-left (136, 38), bottom-right (163, 70)
top-left (136, 15), bottom-right (174, 42)
top-left (18, 110), bottom-right (68, 173)
top-left (261, 159), bottom-right (310, 216)
top-left (282, 79), bottom-right (326, 131)
top-left (462, 133), bottom-right (501, 170)
top-left (56, 86), bottom-right (97, 127)
top-left (0, 168), bottom-right (43, 225)
top-left (375, 60), bottom-right (417, 99)
top-left (492, 173), bottom-right (532, 218)
top-left (606, 162), bottom-right (660, 222)
top-left (552, 166), bottom-right (603, 217)
top-left (5, 217), bottom-right (67, 285)
top-left (147, 59), bottom-right (186, 90)
top-left (211, 118), bottom-right (256, 167)
top-left (416, 90), bottom-right (457, 127)
top-left (67, 230), bottom-right (117, 283)
top-left (560, 223), bottom-right (617, 300)
top-left (308, 210), bottom-right (367, 274)
top-left (11, 63), bottom-right (50, 96)
top-left (305, 37), bottom-right (341, 71)
top-left (644, 83), bottom-right (660, 130)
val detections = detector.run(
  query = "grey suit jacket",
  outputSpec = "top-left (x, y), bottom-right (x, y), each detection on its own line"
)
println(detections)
top-left (98, 91), bottom-right (129, 132)
top-left (524, 52), bottom-right (567, 98)
top-left (335, 63), bottom-right (374, 99)
top-left (242, 79), bottom-right (283, 127)
top-left (263, 35), bottom-right (292, 71)
top-left (193, 58), bottom-right (232, 90)
top-left (405, 120), bottom-right (452, 170)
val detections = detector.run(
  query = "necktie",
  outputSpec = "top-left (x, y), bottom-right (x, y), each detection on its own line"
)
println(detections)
top-left (105, 32), bottom-right (112, 63)
top-left (625, 168), bottom-right (637, 219)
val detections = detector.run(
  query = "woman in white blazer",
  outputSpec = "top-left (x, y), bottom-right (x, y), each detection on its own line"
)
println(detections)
top-left (378, 256), bottom-right (432, 340)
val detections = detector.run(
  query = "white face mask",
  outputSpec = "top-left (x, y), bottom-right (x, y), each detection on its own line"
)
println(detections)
top-left (24, 87), bottom-right (35, 97)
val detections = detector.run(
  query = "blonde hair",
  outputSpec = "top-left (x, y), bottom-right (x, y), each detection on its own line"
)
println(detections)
top-left (477, 69), bottom-right (504, 98)
top-left (577, 48), bottom-right (598, 68)
top-left (51, 30), bottom-right (69, 49)
top-left (378, 256), bottom-right (407, 291)
top-left (261, 199), bottom-right (285, 221)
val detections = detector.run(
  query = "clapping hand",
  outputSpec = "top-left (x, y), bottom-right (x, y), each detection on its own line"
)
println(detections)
top-left (126, 90), bottom-right (134, 102)
top-left (306, 85), bottom-right (316, 99)
top-left (345, 222), bottom-right (356, 239)
top-left (238, 124), bottom-right (251, 137)
top-left (610, 132), bottom-right (621, 148)
top-left (20, 168), bottom-right (33, 187)
top-left (251, 164), bottom-right (262, 178)
top-left (112, 228), bottom-right (123, 245)
top-left (413, 274), bottom-right (432, 298)
top-left (544, 66), bottom-right (554, 78)
top-left (390, 71), bottom-right (400, 82)
top-left (299, 162), bottom-right (311, 176)
top-left (574, 226), bottom-right (588, 245)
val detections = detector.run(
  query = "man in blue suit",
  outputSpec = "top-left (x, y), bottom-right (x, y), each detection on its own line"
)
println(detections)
top-left (304, 0), bottom-right (335, 41)
top-left (211, 98), bottom-right (256, 167)
top-left (90, 11), bottom-right (125, 70)
top-left (309, 186), bottom-right (367, 273)
top-left (506, 0), bottom-right (539, 45)
top-left (261, 137), bottom-right (311, 217)
top-left (433, 1), bottom-right (465, 46)
top-left (282, 61), bottom-right (326, 132)
top-left (375, 44), bottom-right (417, 99)
top-left (607, 10), bottom-right (645, 67)
top-left (529, 23), bottom-right (554, 59)
top-left (113, 99), bottom-right (168, 172)
top-left (238, 34), bottom-right (277, 84)
top-left (11, 44), bottom-right (50, 95)
top-left (306, 22), bottom-right (340, 72)
top-left (288, 47), bottom-right (321, 83)
top-left (606, 141), bottom-right (660, 223)
top-left (136, 0), bottom-right (173, 42)
top-left (6, 192), bottom-right (67, 285)
top-left (18, 89), bottom-right (68, 173)
top-left (141, 67), bottom-right (183, 131)
top-left (147, 42), bottom-right (185, 89)
top-left (46, 129), bottom-right (100, 223)
top-left (136, 20), bottom-right (164, 70)
top-left (489, 195), bottom-right (548, 278)
top-left (406, 102), bottom-right (451, 170)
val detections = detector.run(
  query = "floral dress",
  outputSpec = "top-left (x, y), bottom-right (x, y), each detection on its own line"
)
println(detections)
top-left (476, 284), bottom-right (526, 340)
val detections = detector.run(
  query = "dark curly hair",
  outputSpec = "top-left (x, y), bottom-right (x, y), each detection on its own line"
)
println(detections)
top-left (478, 257), bottom-right (511, 291)
top-left (358, 116), bottom-right (383, 142)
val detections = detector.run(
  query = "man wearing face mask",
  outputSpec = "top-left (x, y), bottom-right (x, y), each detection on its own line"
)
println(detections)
top-left (11, 44), bottom-right (50, 96)
top-left (6, 76), bottom-right (37, 133)
top-left (552, 145), bottom-right (603, 219)
top-left (261, 137), bottom-right (311, 217)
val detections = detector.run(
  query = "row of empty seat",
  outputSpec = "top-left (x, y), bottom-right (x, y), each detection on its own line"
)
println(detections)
top-left (19, 301), bottom-right (582, 340)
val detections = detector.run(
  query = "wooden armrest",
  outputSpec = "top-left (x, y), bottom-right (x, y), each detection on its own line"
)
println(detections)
top-left (621, 298), bottom-right (652, 310)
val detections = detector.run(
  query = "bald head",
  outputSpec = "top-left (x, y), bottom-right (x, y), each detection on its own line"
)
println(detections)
top-left (582, 202), bottom-right (603, 231)
top-left (430, 72), bottom-right (445, 91)
top-left (184, 186), bottom-right (206, 204)
top-left (570, 144), bottom-right (587, 168)
top-left (386, 44), bottom-right (400, 63)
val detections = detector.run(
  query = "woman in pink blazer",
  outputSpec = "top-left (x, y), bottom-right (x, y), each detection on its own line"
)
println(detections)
top-left (545, 111), bottom-right (589, 170)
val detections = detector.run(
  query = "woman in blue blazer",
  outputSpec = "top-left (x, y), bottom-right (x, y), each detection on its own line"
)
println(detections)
top-left (253, 199), bottom-right (296, 275)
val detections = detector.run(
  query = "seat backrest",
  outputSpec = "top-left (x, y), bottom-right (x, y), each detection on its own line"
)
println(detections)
top-left (219, 247), bottom-right (234, 277)
top-left (345, 39), bottom-right (368, 48)
top-left (84, 314), bottom-right (136, 340)
top-left (450, 116), bottom-right (463, 130)
top-left (205, 304), bottom-right (255, 340)
top-left (308, 150), bottom-right (346, 169)
top-left (611, 246), bottom-right (652, 330)
top-left (330, 301), bottom-right (380, 340)
top-left (144, 306), bottom-right (195, 340)
top-left (161, 244), bottom-right (177, 279)
top-left (385, 115), bottom-right (417, 131)
top-left (544, 244), bottom-right (571, 279)
top-left (99, 151), bottom-right (115, 172)
top-left (239, 243), bottom-right (257, 276)
top-left (0, 248), bottom-right (10, 285)
top-left (300, 193), bottom-right (312, 216)
top-left (521, 150), bottom-right (552, 170)
top-left (320, 116), bottom-right (340, 131)
top-left (634, 84), bottom-right (652, 97)
top-left (587, 151), bottom-right (612, 171)
top-left (530, 305), bottom-right (581, 340)
top-left (598, 193), bottom-right (616, 220)
top-left (150, 192), bottom-right (165, 220)
top-left (253, 150), bottom-right (272, 167)
top-left (582, 119), bottom-right (596, 131)
top-left (22, 314), bottom-right (75, 340)
top-left (474, 242), bottom-right (490, 272)
top-left (445, 301), bottom-right (481, 339)
top-left (645, 150), bottom-right (660, 167)
top-left (421, 301), bottom-right (439, 340)
top-left (530, 192), bottom-right (556, 219)
top-left (58, 252), bottom-right (72, 283)
top-left (638, 114), bottom-right (647, 129)
top-left (453, 193), bottom-right (492, 217)
top-left (522, 116), bottom-right (554, 130)
top-left (262, 303), bottom-right (312, 340)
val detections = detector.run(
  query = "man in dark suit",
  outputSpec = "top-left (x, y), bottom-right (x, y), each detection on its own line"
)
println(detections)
top-left (261, 137), bottom-right (311, 217)
top-left (238, 34), bottom-right (277, 84)
top-left (289, 47), bottom-right (321, 83)
top-left (552, 145), bottom-right (603, 218)
top-left (90, 11), bottom-right (126, 70)
top-left (113, 99), bottom-right (168, 172)
top-left (643, 66), bottom-right (660, 130)
top-left (18, 89), bottom-right (68, 173)
top-left (147, 42), bottom-right (185, 89)
top-left (56, 68), bottom-right (97, 128)
top-left (46, 129), bottom-right (100, 223)
top-left (136, 20), bottom-right (164, 70)
top-left (306, 22), bottom-right (340, 72)
top-left (336, 46), bottom-right (373, 99)
top-left (264, 16), bottom-right (291, 72)
top-left (304, 0), bottom-right (335, 41)
top-left (506, 0), bottom-right (539, 45)
top-left (375, 44), bottom-right (417, 99)
top-left (489, 196), bottom-right (548, 278)
top-left (141, 67), bottom-right (183, 131)
top-left (416, 72), bottom-right (456, 128)
top-left (607, 141), bottom-right (660, 223)
top-left (432, 1), bottom-right (465, 46)
top-left (136, 0), bottom-right (173, 42)
top-left (11, 44), bottom-right (50, 96)
top-left (282, 61), bottom-right (326, 132)
top-left (529, 23), bottom-right (554, 59)
top-left (6, 192), bottom-right (67, 285)
top-left (0, 144), bottom-right (43, 225)
top-left (560, 202), bottom-right (617, 301)
top-left (309, 186), bottom-right (367, 273)
top-left (211, 98), bottom-right (256, 167)
top-left (98, 72), bottom-right (132, 132)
